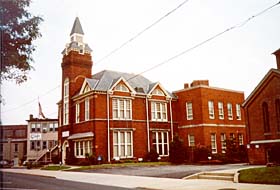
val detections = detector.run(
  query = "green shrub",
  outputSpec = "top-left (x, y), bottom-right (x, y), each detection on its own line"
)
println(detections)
top-left (169, 136), bottom-right (186, 164)
top-left (145, 149), bottom-right (159, 162)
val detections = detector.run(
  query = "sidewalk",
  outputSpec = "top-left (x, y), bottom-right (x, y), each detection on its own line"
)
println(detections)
top-left (1, 167), bottom-right (280, 190)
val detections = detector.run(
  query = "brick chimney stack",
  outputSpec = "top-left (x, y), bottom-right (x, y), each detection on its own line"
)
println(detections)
top-left (273, 48), bottom-right (280, 70)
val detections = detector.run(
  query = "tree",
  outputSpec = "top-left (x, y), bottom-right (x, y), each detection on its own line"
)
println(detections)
top-left (169, 135), bottom-right (186, 164)
top-left (0, 0), bottom-right (43, 84)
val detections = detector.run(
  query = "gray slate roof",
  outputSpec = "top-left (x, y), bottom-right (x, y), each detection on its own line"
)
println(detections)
top-left (86, 70), bottom-right (174, 97)
top-left (70, 17), bottom-right (84, 35)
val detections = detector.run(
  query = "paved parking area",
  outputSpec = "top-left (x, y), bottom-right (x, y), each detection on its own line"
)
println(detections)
top-left (81, 164), bottom-right (251, 179)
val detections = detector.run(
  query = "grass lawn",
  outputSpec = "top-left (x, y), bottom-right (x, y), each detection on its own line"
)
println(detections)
top-left (239, 166), bottom-right (280, 185)
top-left (67, 161), bottom-right (170, 171)
top-left (41, 165), bottom-right (71, 171)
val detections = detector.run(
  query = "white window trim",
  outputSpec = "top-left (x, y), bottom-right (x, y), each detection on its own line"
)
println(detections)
top-left (151, 102), bottom-right (168, 122)
top-left (76, 103), bottom-right (80, 123)
top-left (238, 134), bottom-right (244, 145)
top-left (221, 133), bottom-right (226, 153)
top-left (188, 134), bottom-right (195, 147)
top-left (211, 133), bottom-right (217, 154)
top-left (218, 102), bottom-right (224, 120)
top-left (74, 140), bottom-right (92, 158)
top-left (115, 84), bottom-right (129, 92)
top-left (112, 98), bottom-right (132, 120)
top-left (186, 102), bottom-right (193, 120)
top-left (152, 131), bottom-right (169, 156)
top-left (227, 103), bottom-right (233, 120)
top-left (85, 98), bottom-right (90, 121)
top-left (63, 78), bottom-right (69, 125)
top-left (208, 101), bottom-right (215, 119)
top-left (236, 104), bottom-right (241, 120)
top-left (113, 131), bottom-right (133, 159)
top-left (152, 89), bottom-right (164, 96)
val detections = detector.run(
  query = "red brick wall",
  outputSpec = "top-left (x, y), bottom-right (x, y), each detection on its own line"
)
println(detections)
top-left (174, 86), bottom-right (246, 153)
top-left (245, 74), bottom-right (280, 141)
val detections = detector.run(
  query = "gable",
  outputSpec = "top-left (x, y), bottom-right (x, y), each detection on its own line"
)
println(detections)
top-left (148, 82), bottom-right (171, 99)
top-left (243, 69), bottom-right (280, 107)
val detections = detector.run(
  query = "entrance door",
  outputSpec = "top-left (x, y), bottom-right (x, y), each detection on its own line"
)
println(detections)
top-left (62, 141), bottom-right (69, 165)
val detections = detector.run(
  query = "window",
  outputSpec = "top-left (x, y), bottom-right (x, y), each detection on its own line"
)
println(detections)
top-left (113, 131), bottom-right (133, 159)
top-left (36, 123), bottom-right (41, 132)
top-left (74, 140), bottom-right (92, 158)
top-left (31, 124), bottom-right (36, 132)
top-left (262, 102), bottom-right (270, 133)
top-left (220, 133), bottom-right (226, 153)
top-left (152, 89), bottom-right (164, 96)
top-left (211, 133), bottom-right (217, 154)
top-left (227, 103), bottom-right (233, 120)
top-left (42, 141), bottom-right (47, 149)
top-left (31, 141), bottom-right (35, 150)
top-left (188, 134), bottom-right (195, 147)
top-left (42, 123), bottom-right (48, 133)
top-left (151, 102), bottom-right (167, 121)
top-left (208, 101), bottom-right (215, 119)
top-left (238, 134), bottom-right (244, 145)
top-left (113, 99), bottom-right (132, 120)
top-left (186, 102), bottom-right (193, 120)
top-left (229, 133), bottom-right (235, 141)
top-left (14, 144), bottom-right (18, 152)
top-left (236, 104), bottom-right (241, 120)
top-left (115, 84), bottom-right (129, 92)
top-left (76, 103), bottom-right (80, 123)
top-left (63, 78), bottom-right (69, 125)
top-left (31, 141), bottom-right (41, 151)
top-left (85, 98), bottom-right (90, 121)
top-left (48, 141), bottom-right (53, 149)
top-left (54, 123), bottom-right (58, 131)
top-left (218, 102), bottom-right (224, 119)
top-left (276, 99), bottom-right (280, 131)
top-left (152, 131), bottom-right (169, 156)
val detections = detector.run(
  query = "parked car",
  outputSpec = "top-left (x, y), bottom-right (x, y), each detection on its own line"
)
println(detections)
top-left (0, 160), bottom-right (12, 168)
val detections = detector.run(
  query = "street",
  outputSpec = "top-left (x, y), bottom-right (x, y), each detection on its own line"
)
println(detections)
top-left (1, 172), bottom-right (133, 190)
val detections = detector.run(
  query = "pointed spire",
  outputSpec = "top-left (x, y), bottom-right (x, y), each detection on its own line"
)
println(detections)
top-left (70, 17), bottom-right (84, 35)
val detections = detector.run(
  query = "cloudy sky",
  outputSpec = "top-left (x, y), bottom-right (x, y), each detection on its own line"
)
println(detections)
top-left (2, 0), bottom-right (280, 124)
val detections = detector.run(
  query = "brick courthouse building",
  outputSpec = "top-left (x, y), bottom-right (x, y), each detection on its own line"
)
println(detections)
top-left (58, 18), bottom-right (246, 164)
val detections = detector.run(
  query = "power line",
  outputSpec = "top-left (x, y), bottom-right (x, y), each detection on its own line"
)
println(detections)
top-left (127, 1), bottom-right (280, 81)
top-left (95, 0), bottom-right (190, 64)
top-left (2, 84), bottom-right (60, 113)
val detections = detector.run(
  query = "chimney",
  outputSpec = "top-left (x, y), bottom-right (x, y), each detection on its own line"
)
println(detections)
top-left (190, 80), bottom-right (209, 87)
top-left (273, 48), bottom-right (280, 70)
top-left (184, 83), bottom-right (189, 89)
top-left (29, 114), bottom-right (33, 120)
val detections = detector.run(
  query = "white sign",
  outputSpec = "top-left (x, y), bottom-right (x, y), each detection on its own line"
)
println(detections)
top-left (30, 133), bottom-right (42, 140)
top-left (62, 131), bottom-right (69, 137)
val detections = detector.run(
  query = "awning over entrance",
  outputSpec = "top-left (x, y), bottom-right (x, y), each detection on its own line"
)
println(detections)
top-left (250, 139), bottom-right (280, 144)
top-left (67, 132), bottom-right (94, 140)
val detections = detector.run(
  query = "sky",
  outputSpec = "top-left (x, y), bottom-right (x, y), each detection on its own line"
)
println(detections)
top-left (2, 0), bottom-right (280, 125)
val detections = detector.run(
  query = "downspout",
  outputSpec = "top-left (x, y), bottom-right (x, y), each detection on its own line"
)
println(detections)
top-left (107, 91), bottom-right (111, 162)
top-left (146, 96), bottom-right (150, 152)
top-left (169, 99), bottom-right (174, 141)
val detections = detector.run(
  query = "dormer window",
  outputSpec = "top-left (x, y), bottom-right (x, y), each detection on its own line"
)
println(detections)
top-left (152, 89), bottom-right (164, 96)
top-left (115, 84), bottom-right (129, 92)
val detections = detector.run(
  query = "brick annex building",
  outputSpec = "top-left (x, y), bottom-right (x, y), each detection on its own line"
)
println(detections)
top-left (58, 18), bottom-right (246, 164)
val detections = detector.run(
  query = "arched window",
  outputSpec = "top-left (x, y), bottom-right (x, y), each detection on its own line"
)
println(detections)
top-left (63, 78), bottom-right (69, 125)
top-left (262, 102), bottom-right (270, 133)
top-left (276, 99), bottom-right (280, 131)
top-left (115, 84), bottom-right (129, 92)
top-left (152, 89), bottom-right (164, 96)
